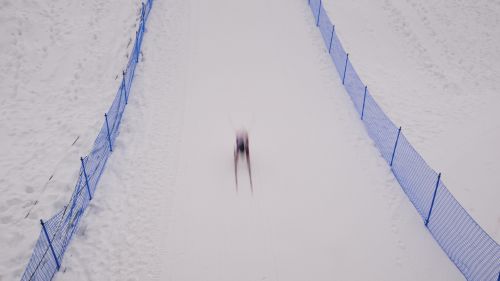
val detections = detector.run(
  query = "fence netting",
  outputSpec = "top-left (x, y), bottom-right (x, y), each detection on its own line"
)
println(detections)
top-left (308, 0), bottom-right (499, 280)
top-left (20, 1), bottom-right (153, 280)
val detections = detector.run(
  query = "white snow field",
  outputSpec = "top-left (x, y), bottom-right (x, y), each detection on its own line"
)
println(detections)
top-left (321, 0), bottom-right (500, 241)
top-left (1, 0), bottom-right (498, 280)
top-left (0, 0), bottom-right (144, 280)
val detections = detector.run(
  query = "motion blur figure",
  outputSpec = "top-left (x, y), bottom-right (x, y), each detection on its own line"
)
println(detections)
top-left (234, 129), bottom-right (253, 193)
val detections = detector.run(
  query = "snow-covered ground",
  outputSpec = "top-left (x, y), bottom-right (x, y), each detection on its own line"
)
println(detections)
top-left (322, 0), bottom-right (500, 240)
top-left (0, 0), bottom-right (142, 279)
top-left (0, 0), bottom-right (497, 280)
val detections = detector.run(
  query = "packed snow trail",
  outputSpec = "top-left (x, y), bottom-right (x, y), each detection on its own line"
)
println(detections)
top-left (56, 0), bottom-right (463, 280)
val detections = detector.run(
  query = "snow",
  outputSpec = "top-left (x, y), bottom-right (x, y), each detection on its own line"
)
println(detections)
top-left (321, 0), bottom-right (500, 240)
top-left (0, 0), bottom-right (497, 280)
top-left (0, 0), bottom-right (142, 279)
top-left (56, 0), bottom-right (461, 279)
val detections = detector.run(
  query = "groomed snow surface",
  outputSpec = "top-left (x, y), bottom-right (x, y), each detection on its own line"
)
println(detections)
top-left (1, 0), bottom-right (498, 280)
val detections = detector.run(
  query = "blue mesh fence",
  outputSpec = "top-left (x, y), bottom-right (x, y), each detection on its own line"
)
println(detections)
top-left (362, 92), bottom-right (399, 164)
top-left (20, 1), bottom-right (154, 280)
top-left (329, 31), bottom-right (347, 79)
top-left (392, 132), bottom-right (438, 218)
top-left (307, 0), bottom-right (500, 280)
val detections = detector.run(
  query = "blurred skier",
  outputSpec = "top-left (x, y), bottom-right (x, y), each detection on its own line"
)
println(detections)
top-left (234, 129), bottom-right (253, 193)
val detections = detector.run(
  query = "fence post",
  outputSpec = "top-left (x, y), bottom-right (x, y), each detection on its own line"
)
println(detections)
top-left (316, 0), bottom-right (321, 27)
top-left (342, 53), bottom-right (349, 84)
top-left (121, 73), bottom-right (128, 105)
top-left (142, 2), bottom-right (145, 20)
top-left (425, 173), bottom-right (441, 227)
top-left (80, 157), bottom-right (92, 200)
top-left (104, 113), bottom-right (113, 152)
top-left (122, 71), bottom-right (129, 104)
top-left (390, 127), bottom-right (402, 166)
top-left (141, 3), bottom-right (146, 34)
top-left (40, 219), bottom-right (60, 271)
top-left (135, 31), bottom-right (139, 63)
top-left (361, 86), bottom-right (367, 120)
top-left (328, 25), bottom-right (335, 54)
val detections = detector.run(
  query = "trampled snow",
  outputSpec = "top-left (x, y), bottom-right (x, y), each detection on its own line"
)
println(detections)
top-left (1, 0), bottom-right (498, 280)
